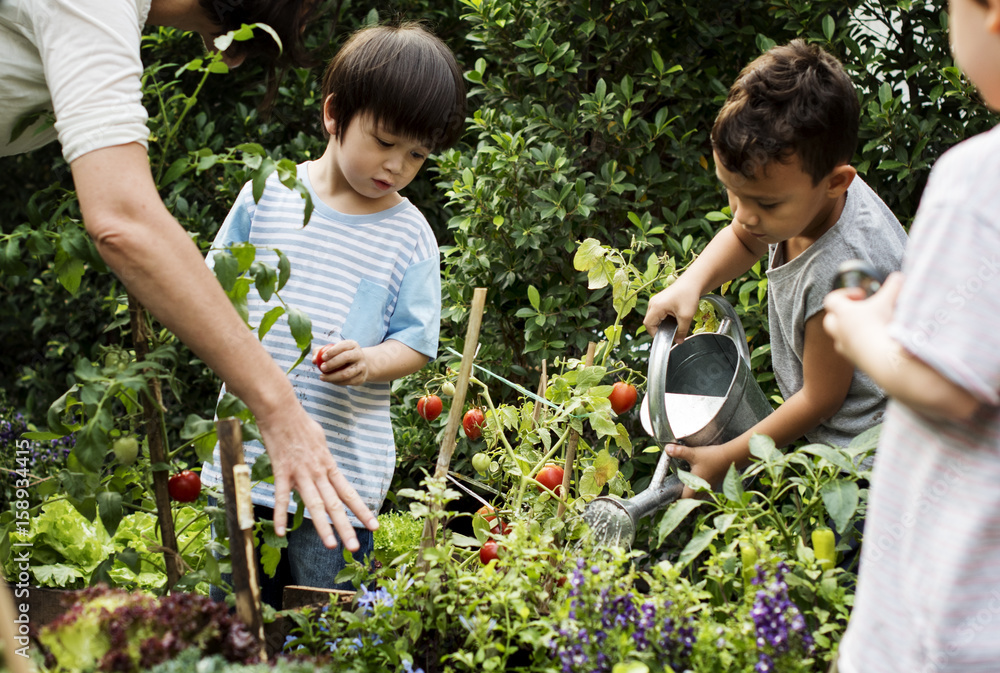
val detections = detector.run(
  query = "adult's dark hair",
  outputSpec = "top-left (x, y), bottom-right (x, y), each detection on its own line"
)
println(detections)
top-left (320, 22), bottom-right (466, 151)
top-left (198, 0), bottom-right (320, 106)
top-left (711, 39), bottom-right (860, 184)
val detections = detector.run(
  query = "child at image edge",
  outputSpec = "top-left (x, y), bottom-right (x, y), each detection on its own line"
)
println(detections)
top-left (643, 40), bottom-right (907, 496)
top-left (824, 0), bottom-right (1000, 669)
top-left (201, 23), bottom-right (465, 607)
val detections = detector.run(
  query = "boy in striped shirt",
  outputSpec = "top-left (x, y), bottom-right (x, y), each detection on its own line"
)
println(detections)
top-left (823, 0), bottom-right (1000, 669)
top-left (203, 22), bottom-right (465, 606)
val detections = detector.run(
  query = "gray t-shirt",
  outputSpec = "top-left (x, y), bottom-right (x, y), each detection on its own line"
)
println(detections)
top-left (766, 177), bottom-right (907, 448)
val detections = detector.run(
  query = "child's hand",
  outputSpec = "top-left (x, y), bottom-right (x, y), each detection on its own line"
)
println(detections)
top-left (665, 442), bottom-right (740, 499)
top-left (314, 340), bottom-right (370, 386)
top-left (823, 271), bottom-right (904, 366)
top-left (643, 279), bottom-right (702, 342)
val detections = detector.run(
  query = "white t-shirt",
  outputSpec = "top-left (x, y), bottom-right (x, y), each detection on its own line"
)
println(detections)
top-left (838, 126), bottom-right (1000, 673)
top-left (0, 0), bottom-right (151, 163)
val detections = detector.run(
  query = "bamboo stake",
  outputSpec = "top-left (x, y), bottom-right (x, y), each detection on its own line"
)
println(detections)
top-left (0, 576), bottom-right (32, 673)
top-left (420, 288), bottom-right (488, 555)
top-left (531, 359), bottom-right (548, 426)
top-left (556, 342), bottom-right (596, 519)
top-left (128, 295), bottom-right (182, 589)
top-left (217, 418), bottom-right (267, 661)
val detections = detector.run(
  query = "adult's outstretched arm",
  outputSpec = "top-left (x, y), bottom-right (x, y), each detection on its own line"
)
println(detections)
top-left (70, 142), bottom-right (378, 547)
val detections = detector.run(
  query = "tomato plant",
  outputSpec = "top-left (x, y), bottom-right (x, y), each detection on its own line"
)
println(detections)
top-left (168, 470), bottom-right (201, 503)
top-left (463, 408), bottom-right (485, 441)
top-left (609, 382), bottom-right (637, 414)
top-left (417, 394), bottom-right (443, 421)
top-left (535, 464), bottom-right (564, 496)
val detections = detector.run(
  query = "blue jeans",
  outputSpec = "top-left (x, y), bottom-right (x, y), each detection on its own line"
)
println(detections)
top-left (210, 500), bottom-right (374, 610)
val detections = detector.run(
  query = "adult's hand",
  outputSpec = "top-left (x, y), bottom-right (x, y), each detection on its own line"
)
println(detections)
top-left (70, 143), bottom-right (378, 546)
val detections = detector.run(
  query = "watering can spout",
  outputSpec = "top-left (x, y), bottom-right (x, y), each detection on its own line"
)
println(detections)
top-left (583, 448), bottom-right (683, 548)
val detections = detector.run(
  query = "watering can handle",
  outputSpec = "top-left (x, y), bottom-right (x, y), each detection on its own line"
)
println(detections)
top-left (647, 294), bottom-right (751, 449)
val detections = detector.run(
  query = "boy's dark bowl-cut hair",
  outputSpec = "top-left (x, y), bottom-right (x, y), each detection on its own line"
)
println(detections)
top-left (711, 39), bottom-right (860, 185)
top-left (320, 22), bottom-right (466, 151)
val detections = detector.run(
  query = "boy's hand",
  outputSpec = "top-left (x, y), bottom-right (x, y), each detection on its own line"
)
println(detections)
top-left (823, 272), bottom-right (903, 367)
top-left (315, 340), bottom-right (370, 386)
top-left (643, 280), bottom-right (702, 342)
top-left (665, 441), bottom-right (742, 498)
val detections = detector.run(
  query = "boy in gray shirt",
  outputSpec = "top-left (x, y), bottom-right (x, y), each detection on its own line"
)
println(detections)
top-left (643, 40), bottom-right (906, 495)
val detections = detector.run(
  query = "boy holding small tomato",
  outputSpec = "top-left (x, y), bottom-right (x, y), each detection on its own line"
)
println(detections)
top-left (643, 41), bottom-right (906, 497)
top-left (202, 23), bottom-right (464, 606)
top-left (823, 0), bottom-right (1000, 669)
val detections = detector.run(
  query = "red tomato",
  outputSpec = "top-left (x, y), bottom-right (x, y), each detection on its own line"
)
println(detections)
top-left (463, 408), bottom-right (485, 441)
top-left (535, 464), bottom-right (564, 496)
top-left (313, 346), bottom-right (326, 368)
top-left (168, 470), bottom-right (201, 503)
top-left (476, 504), bottom-right (510, 535)
top-left (480, 539), bottom-right (499, 565)
top-left (417, 394), bottom-right (443, 421)
top-left (609, 382), bottom-right (638, 414)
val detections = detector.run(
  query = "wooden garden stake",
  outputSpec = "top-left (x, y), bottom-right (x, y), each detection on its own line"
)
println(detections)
top-left (557, 342), bottom-right (596, 519)
top-left (419, 288), bottom-right (488, 555)
top-left (531, 359), bottom-right (548, 426)
top-left (0, 576), bottom-right (31, 673)
top-left (217, 418), bottom-right (267, 661)
top-left (128, 294), bottom-right (183, 589)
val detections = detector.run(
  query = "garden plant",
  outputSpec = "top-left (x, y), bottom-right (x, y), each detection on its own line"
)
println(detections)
top-left (0, 0), bottom-right (996, 671)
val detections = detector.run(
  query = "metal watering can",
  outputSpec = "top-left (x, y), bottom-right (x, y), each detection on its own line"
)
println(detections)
top-left (583, 295), bottom-right (773, 547)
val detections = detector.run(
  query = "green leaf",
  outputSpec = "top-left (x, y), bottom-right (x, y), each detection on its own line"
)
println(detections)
top-left (800, 443), bottom-right (855, 473)
top-left (748, 434), bottom-right (782, 463)
top-left (275, 250), bottom-right (291, 290)
top-left (527, 285), bottom-right (540, 310)
top-left (592, 449), bottom-right (618, 487)
top-left (676, 469), bottom-right (711, 493)
top-left (822, 14), bottom-right (835, 41)
top-left (97, 491), bottom-right (123, 536)
top-left (258, 306), bottom-right (285, 341)
top-left (213, 252), bottom-right (239, 291)
top-left (677, 528), bottom-right (716, 567)
top-left (656, 498), bottom-right (703, 545)
top-left (54, 249), bottom-right (85, 294)
top-left (286, 307), bottom-right (313, 351)
top-left (722, 463), bottom-right (744, 503)
top-left (573, 238), bottom-right (604, 272)
top-left (821, 479), bottom-right (859, 534)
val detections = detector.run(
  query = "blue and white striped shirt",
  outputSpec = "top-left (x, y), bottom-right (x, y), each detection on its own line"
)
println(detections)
top-left (201, 162), bottom-right (441, 525)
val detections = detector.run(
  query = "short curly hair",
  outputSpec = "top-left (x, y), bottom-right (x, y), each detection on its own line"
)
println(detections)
top-left (320, 22), bottom-right (466, 151)
top-left (711, 40), bottom-right (859, 185)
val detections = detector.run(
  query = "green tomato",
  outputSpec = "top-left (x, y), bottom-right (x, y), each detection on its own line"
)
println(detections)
top-left (472, 452), bottom-right (491, 475)
top-left (441, 381), bottom-right (456, 397)
top-left (112, 437), bottom-right (139, 466)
